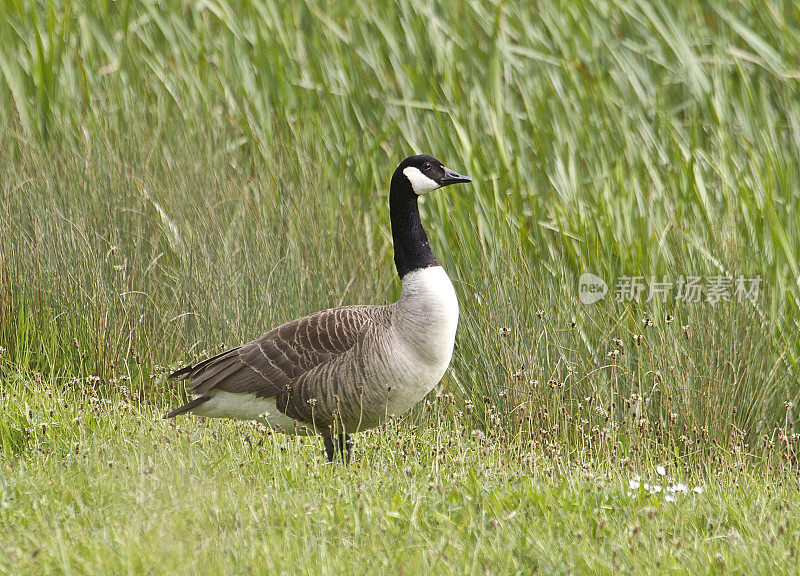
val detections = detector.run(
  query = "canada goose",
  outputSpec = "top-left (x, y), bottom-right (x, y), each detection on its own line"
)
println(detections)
top-left (165, 155), bottom-right (471, 462)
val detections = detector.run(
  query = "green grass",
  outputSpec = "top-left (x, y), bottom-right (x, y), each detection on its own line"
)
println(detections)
top-left (2, 0), bottom-right (800, 573)
top-left (2, 379), bottom-right (799, 575)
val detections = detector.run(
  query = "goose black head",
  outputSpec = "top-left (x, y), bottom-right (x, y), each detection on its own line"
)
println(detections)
top-left (393, 154), bottom-right (471, 196)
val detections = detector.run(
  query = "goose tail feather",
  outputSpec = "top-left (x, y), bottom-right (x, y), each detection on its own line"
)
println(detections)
top-left (164, 395), bottom-right (211, 419)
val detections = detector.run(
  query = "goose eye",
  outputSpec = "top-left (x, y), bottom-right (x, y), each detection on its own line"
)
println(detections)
top-left (422, 162), bottom-right (431, 170)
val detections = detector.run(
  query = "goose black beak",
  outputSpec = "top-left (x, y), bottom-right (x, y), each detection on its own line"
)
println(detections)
top-left (439, 167), bottom-right (472, 186)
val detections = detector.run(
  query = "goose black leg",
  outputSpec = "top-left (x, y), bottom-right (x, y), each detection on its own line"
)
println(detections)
top-left (323, 434), bottom-right (353, 464)
top-left (324, 436), bottom-right (336, 463)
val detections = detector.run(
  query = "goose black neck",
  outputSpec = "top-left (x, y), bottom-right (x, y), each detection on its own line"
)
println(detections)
top-left (390, 173), bottom-right (439, 279)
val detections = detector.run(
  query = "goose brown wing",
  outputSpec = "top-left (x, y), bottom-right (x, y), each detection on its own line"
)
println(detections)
top-left (169, 305), bottom-right (379, 418)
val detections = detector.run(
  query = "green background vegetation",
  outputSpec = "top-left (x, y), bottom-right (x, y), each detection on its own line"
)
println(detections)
top-left (1, 0), bottom-right (799, 573)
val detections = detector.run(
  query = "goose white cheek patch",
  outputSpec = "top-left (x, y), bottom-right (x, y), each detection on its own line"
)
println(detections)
top-left (403, 166), bottom-right (440, 194)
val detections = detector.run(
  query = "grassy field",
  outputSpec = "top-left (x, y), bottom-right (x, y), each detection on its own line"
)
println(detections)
top-left (2, 381), bottom-right (799, 574)
top-left (1, 0), bottom-right (800, 573)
